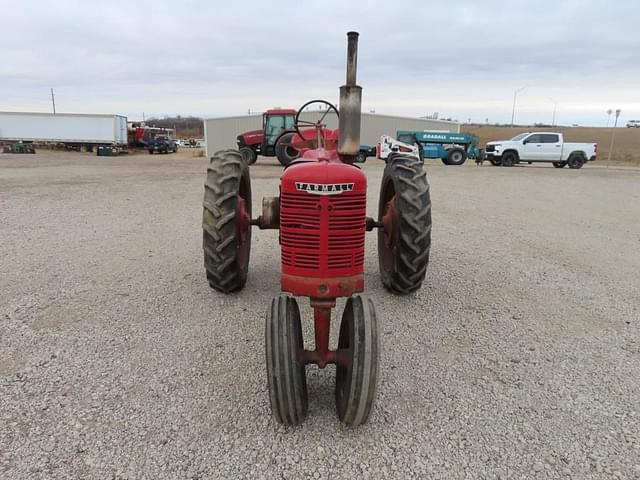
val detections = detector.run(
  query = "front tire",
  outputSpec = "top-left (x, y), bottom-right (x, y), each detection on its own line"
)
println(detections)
top-left (378, 154), bottom-right (432, 294)
top-left (275, 132), bottom-right (299, 167)
top-left (202, 150), bottom-right (252, 293)
top-left (501, 151), bottom-right (517, 167)
top-left (356, 151), bottom-right (367, 163)
top-left (335, 295), bottom-right (379, 426)
top-left (239, 146), bottom-right (257, 165)
top-left (266, 295), bottom-right (308, 425)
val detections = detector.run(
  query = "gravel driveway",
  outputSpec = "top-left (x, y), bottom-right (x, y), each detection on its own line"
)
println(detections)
top-left (1, 151), bottom-right (639, 479)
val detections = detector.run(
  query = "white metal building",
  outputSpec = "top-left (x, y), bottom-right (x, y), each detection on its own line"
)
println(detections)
top-left (204, 112), bottom-right (460, 157)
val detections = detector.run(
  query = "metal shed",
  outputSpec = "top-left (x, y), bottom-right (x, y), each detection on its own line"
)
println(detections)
top-left (203, 112), bottom-right (459, 157)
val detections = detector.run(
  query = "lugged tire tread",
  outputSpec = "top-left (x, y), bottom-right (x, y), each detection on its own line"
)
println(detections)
top-left (378, 155), bottom-right (432, 294)
top-left (202, 150), bottom-right (251, 293)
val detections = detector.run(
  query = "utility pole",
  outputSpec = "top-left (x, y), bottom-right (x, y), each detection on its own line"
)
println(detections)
top-left (511, 87), bottom-right (526, 126)
top-left (549, 98), bottom-right (557, 126)
top-left (606, 109), bottom-right (621, 166)
top-left (50, 88), bottom-right (56, 114)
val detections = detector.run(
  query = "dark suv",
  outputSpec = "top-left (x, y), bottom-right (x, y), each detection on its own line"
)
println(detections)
top-left (149, 136), bottom-right (178, 154)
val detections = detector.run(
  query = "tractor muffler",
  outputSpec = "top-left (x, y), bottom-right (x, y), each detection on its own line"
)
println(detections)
top-left (338, 31), bottom-right (362, 159)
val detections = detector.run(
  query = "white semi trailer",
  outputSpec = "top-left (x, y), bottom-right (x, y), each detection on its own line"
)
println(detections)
top-left (0, 112), bottom-right (128, 149)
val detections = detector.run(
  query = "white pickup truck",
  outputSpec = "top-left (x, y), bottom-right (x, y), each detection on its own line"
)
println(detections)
top-left (484, 132), bottom-right (597, 169)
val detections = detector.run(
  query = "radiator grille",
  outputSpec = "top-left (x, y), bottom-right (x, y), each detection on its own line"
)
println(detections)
top-left (280, 191), bottom-right (366, 272)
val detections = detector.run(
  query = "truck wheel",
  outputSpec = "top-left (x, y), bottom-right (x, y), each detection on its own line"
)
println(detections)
top-left (445, 148), bottom-right (467, 166)
top-left (567, 154), bottom-right (585, 169)
top-left (275, 132), bottom-right (299, 167)
top-left (356, 150), bottom-right (367, 163)
top-left (266, 295), bottom-right (308, 425)
top-left (553, 162), bottom-right (567, 168)
top-left (202, 150), bottom-right (252, 293)
top-left (239, 146), bottom-right (257, 165)
top-left (335, 295), bottom-right (379, 426)
top-left (501, 151), bottom-right (517, 167)
top-left (378, 154), bottom-right (431, 294)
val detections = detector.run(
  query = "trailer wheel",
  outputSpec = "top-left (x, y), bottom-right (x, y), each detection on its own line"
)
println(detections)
top-left (567, 154), bottom-right (585, 169)
top-left (266, 295), bottom-right (308, 425)
top-left (444, 147), bottom-right (467, 166)
top-left (553, 161), bottom-right (567, 168)
top-left (202, 150), bottom-right (252, 293)
top-left (275, 132), bottom-right (300, 167)
top-left (501, 151), bottom-right (517, 167)
top-left (239, 146), bottom-right (257, 165)
top-left (378, 154), bottom-right (431, 294)
top-left (335, 295), bottom-right (379, 426)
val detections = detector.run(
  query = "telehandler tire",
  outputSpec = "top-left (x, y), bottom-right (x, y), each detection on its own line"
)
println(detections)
top-left (202, 150), bottom-right (252, 293)
top-left (443, 147), bottom-right (467, 165)
top-left (275, 132), bottom-right (300, 167)
top-left (335, 295), bottom-right (379, 426)
top-left (378, 154), bottom-right (432, 294)
top-left (266, 295), bottom-right (308, 425)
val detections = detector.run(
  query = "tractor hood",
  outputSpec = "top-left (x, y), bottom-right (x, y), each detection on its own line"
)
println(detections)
top-left (238, 129), bottom-right (264, 146)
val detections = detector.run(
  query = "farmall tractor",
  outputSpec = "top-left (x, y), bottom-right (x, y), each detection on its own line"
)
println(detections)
top-left (202, 32), bottom-right (432, 426)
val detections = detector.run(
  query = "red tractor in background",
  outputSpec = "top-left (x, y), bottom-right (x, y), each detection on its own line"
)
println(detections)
top-left (202, 32), bottom-right (432, 426)
top-left (236, 108), bottom-right (301, 166)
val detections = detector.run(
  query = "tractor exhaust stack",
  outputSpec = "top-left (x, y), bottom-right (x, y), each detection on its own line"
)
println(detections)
top-left (338, 31), bottom-right (362, 159)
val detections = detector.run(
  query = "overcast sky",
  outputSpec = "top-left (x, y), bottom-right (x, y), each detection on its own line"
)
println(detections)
top-left (2, 0), bottom-right (639, 125)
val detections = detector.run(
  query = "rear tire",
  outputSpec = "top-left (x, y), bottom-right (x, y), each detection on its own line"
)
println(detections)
top-left (567, 154), bottom-right (585, 169)
top-left (239, 146), bottom-right (257, 165)
top-left (378, 154), bottom-right (432, 294)
top-left (553, 161), bottom-right (567, 168)
top-left (202, 150), bottom-right (252, 293)
top-left (501, 151), bottom-right (517, 167)
top-left (445, 147), bottom-right (467, 166)
top-left (266, 295), bottom-right (308, 425)
top-left (335, 295), bottom-right (379, 426)
top-left (275, 132), bottom-right (299, 166)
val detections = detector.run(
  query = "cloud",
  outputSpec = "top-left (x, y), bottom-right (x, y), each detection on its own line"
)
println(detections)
top-left (1, 0), bottom-right (638, 125)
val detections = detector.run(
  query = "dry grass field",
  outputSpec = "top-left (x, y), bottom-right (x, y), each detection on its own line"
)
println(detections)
top-left (465, 125), bottom-right (640, 165)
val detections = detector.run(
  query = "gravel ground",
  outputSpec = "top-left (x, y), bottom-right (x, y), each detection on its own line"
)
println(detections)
top-left (1, 150), bottom-right (639, 479)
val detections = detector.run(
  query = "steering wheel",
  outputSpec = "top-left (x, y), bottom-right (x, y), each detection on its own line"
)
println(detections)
top-left (294, 99), bottom-right (339, 139)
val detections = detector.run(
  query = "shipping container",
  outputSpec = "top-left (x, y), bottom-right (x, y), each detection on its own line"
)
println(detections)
top-left (0, 112), bottom-right (128, 147)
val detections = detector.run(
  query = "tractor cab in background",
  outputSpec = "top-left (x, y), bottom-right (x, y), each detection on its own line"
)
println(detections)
top-left (236, 108), bottom-right (296, 165)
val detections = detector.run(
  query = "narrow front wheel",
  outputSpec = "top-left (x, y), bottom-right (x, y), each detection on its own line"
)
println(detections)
top-left (265, 295), bottom-right (308, 425)
top-left (335, 295), bottom-right (379, 426)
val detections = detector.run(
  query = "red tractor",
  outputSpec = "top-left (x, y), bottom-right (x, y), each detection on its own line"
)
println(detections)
top-left (236, 108), bottom-right (301, 166)
top-left (202, 32), bottom-right (432, 426)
